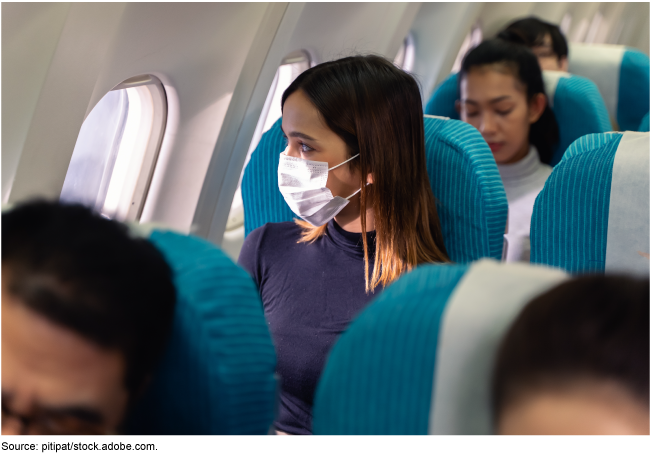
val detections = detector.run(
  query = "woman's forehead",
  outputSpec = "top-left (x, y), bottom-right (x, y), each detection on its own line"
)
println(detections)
top-left (282, 90), bottom-right (331, 138)
top-left (461, 67), bottom-right (526, 100)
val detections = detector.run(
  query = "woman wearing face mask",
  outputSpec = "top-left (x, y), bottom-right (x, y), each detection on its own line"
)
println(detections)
top-left (238, 55), bottom-right (449, 435)
top-left (456, 39), bottom-right (560, 262)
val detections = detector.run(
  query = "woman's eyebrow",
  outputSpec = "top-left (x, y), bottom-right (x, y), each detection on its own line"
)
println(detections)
top-left (488, 96), bottom-right (512, 104)
top-left (280, 126), bottom-right (317, 141)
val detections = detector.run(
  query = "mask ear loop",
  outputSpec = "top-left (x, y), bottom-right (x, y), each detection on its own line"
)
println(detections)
top-left (328, 153), bottom-right (360, 171)
top-left (344, 182), bottom-right (371, 200)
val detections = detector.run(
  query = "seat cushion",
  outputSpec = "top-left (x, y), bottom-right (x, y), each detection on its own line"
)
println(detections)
top-left (124, 230), bottom-right (277, 434)
top-left (312, 259), bottom-right (567, 435)
top-left (423, 116), bottom-right (507, 262)
top-left (530, 133), bottom-right (623, 273)
top-left (618, 49), bottom-right (650, 131)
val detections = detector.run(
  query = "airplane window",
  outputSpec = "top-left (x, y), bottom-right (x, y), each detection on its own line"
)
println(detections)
top-left (451, 25), bottom-right (483, 74)
top-left (60, 75), bottom-right (167, 221)
top-left (394, 33), bottom-right (415, 73)
top-left (222, 51), bottom-right (312, 259)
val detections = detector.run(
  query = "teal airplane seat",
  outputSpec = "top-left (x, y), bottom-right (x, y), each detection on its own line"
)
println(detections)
top-left (124, 229), bottom-right (277, 434)
top-left (312, 259), bottom-right (567, 434)
top-left (530, 131), bottom-right (649, 277)
top-left (569, 43), bottom-right (650, 132)
top-left (241, 116), bottom-right (508, 262)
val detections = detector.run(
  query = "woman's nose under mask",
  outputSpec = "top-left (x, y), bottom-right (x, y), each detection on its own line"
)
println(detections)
top-left (277, 148), bottom-right (362, 226)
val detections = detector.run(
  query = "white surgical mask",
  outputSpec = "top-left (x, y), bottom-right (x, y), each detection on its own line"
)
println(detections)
top-left (278, 148), bottom-right (362, 226)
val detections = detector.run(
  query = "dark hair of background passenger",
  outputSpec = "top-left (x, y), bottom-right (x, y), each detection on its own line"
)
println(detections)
top-left (459, 39), bottom-right (560, 165)
top-left (492, 275), bottom-right (650, 422)
top-left (280, 55), bottom-right (449, 293)
top-left (1, 200), bottom-right (177, 401)
top-left (499, 16), bottom-right (569, 60)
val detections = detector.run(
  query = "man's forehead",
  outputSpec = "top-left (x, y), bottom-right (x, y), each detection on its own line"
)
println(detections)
top-left (2, 299), bottom-right (127, 408)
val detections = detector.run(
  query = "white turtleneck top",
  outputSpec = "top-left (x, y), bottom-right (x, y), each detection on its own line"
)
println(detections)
top-left (497, 145), bottom-right (552, 262)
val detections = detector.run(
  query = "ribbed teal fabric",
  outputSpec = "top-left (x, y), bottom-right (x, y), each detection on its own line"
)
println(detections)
top-left (530, 133), bottom-right (623, 273)
top-left (313, 263), bottom-right (469, 434)
top-left (639, 112), bottom-right (649, 132)
top-left (424, 73), bottom-right (460, 120)
top-left (551, 75), bottom-right (612, 166)
top-left (124, 230), bottom-right (277, 434)
top-left (424, 116), bottom-right (507, 262)
top-left (618, 49), bottom-right (650, 132)
top-left (424, 72), bottom-right (612, 166)
top-left (241, 116), bottom-right (507, 262)
top-left (242, 118), bottom-right (295, 237)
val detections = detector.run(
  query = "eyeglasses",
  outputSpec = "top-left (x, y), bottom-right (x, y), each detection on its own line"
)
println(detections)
top-left (1, 401), bottom-right (109, 435)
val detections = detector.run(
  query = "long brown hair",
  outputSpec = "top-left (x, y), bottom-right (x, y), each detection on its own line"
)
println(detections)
top-left (281, 55), bottom-right (449, 292)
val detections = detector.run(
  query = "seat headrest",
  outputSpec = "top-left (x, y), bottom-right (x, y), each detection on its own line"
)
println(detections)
top-left (312, 259), bottom-right (567, 434)
top-left (531, 131), bottom-right (649, 276)
top-left (241, 116), bottom-right (507, 263)
top-left (422, 115), bottom-right (507, 262)
top-left (425, 71), bottom-right (611, 165)
top-left (569, 43), bottom-right (650, 131)
top-left (124, 229), bottom-right (277, 434)
top-left (638, 111), bottom-right (649, 132)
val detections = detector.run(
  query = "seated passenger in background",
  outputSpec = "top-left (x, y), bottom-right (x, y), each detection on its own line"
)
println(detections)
top-left (239, 55), bottom-right (449, 434)
top-left (457, 39), bottom-right (560, 262)
top-left (498, 16), bottom-right (569, 72)
top-left (493, 275), bottom-right (649, 435)
top-left (2, 201), bottom-right (176, 435)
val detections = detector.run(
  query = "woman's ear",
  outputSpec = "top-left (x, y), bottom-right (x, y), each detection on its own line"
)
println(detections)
top-left (455, 100), bottom-right (462, 114)
top-left (528, 93), bottom-right (547, 124)
top-left (366, 173), bottom-right (374, 185)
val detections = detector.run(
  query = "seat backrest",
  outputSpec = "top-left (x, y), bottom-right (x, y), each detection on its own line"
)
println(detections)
top-left (531, 131), bottom-right (649, 276)
top-left (312, 259), bottom-right (567, 434)
top-left (569, 43), bottom-right (650, 132)
top-left (241, 116), bottom-right (507, 262)
top-left (124, 229), bottom-right (277, 434)
top-left (638, 111), bottom-right (649, 132)
top-left (424, 71), bottom-right (612, 165)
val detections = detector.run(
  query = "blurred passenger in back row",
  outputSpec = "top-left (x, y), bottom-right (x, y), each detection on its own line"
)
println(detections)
top-left (493, 275), bottom-right (649, 435)
top-left (239, 55), bottom-right (449, 434)
top-left (457, 39), bottom-right (559, 262)
top-left (498, 17), bottom-right (569, 72)
top-left (2, 201), bottom-right (176, 435)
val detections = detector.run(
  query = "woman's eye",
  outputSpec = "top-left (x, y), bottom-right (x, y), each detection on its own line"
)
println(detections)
top-left (300, 142), bottom-right (315, 153)
top-left (466, 111), bottom-right (479, 117)
top-left (496, 109), bottom-right (513, 116)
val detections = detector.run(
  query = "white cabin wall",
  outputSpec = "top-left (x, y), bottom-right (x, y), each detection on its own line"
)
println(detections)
top-left (528, 3), bottom-right (570, 23)
top-left (617, 2), bottom-right (649, 54)
top-left (192, 2), bottom-right (422, 244)
top-left (410, 2), bottom-right (483, 103)
top-left (5, 3), bottom-right (126, 205)
top-left (99, 2), bottom-right (270, 232)
top-left (5, 3), bottom-right (274, 234)
top-left (478, 2), bottom-right (536, 39)
top-left (1, 3), bottom-right (72, 204)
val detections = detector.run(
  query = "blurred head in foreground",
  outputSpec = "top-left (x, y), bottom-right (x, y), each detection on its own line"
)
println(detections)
top-left (498, 16), bottom-right (569, 72)
top-left (2, 200), bottom-right (176, 434)
top-left (493, 275), bottom-right (649, 435)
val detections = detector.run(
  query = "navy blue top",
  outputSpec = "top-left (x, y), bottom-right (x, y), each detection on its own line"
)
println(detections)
top-left (238, 219), bottom-right (379, 434)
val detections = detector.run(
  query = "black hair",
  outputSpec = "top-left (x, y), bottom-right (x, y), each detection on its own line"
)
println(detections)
top-left (499, 16), bottom-right (569, 60)
top-left (1, 200), bottom-right (177, 398)
top-left (460, 39), bottom-right (560, 165)
top-left (492, 275), bottom-right (649, 422)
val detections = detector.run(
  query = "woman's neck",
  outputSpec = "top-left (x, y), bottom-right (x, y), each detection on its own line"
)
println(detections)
top-left (334, 193), bottom-right (375, 233)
